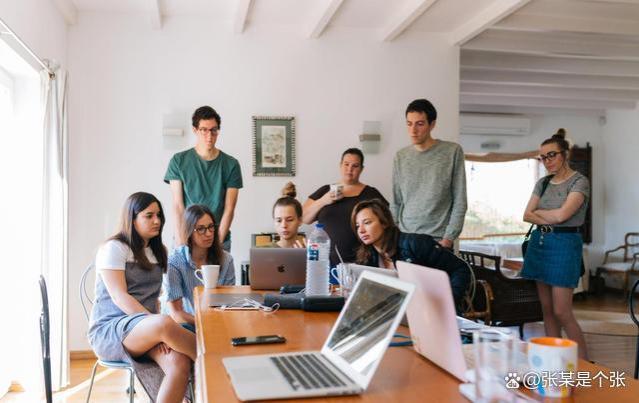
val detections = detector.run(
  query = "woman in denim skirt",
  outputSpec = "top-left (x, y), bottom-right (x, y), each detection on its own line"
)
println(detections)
top-left (522, 129), bottom-right (590, 359)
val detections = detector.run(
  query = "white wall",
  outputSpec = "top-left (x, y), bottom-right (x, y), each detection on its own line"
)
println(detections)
top-left (459, 114), bottom-right (606, 270)
top-left (67, 13), bottom-right (460, 350)
top-left (0, 0), bottom-right (67, 67)
top-left (602, 106), bottom-right (639, 253)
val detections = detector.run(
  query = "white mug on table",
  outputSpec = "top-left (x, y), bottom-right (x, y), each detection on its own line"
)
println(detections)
top-left (195, 264), bottom-right (220, 289)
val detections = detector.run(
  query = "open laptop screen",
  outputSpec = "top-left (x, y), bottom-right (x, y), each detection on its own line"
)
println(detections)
top-left (325, 277), bottom-right (408, 377)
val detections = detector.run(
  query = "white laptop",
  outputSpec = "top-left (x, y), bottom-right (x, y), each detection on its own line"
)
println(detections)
top-left (348, 263), bottom-right (484, 331)
top-left (396, 261), bottom-right (470, 381)
top-left (222, 271), bottom-right (415, 401)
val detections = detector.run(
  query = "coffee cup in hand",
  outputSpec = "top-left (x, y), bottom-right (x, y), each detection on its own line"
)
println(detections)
top-left (194, 265), bottom-right (220, 289)
top-left (329, 184), bottom-right (344, 200)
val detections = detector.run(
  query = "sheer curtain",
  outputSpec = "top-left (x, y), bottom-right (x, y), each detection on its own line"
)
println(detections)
top-left (40, 64), bottom-right (69, 391)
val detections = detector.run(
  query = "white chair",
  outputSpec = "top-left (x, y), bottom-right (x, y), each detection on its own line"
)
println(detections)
top-left (80, 264), bottom-right (136, 403)
top-left (80, 264), bottom-right (196, 402)
top-left (596, 232), bottom-right (639, 296)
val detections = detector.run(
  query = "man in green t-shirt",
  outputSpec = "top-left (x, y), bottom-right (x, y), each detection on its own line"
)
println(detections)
top-left (164, 106), bottom-right (243, 251)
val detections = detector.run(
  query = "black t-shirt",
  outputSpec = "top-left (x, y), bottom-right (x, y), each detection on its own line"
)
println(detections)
top-left (308, 185), bottom-right (388, 268)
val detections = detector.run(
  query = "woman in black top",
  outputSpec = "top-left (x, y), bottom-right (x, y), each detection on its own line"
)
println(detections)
top-left (303, 148), bottom-right (387, 268)
top-left (351, 199), bottom-right (470, 311)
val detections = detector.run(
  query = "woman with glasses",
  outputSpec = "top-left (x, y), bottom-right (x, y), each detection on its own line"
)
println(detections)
top-left (522, 129), bottom-right (590, 359)
top-left (89, 192), bottom-right (195, 402)
top-left (163, 204), bottom-right (235, 330)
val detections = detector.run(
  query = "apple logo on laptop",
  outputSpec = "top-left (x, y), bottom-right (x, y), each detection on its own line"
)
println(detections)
top-left (277, 265), bottom-right (286, 273)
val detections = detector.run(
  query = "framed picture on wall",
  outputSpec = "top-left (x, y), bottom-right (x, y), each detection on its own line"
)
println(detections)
top-left (252, 115), bottom-right (296, 176)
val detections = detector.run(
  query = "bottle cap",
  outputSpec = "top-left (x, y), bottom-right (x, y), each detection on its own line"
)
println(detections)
top-left (315, 223), bottom-right (325, 229)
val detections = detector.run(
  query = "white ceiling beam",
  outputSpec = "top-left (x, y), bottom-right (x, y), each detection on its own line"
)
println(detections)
top-left (147, 0), bottom-right (162, 30)
top-left (495, 13), bottom-right (639, 36)
top-left (381, 0), bottom-right (438, 42)
top-left (578, 0), bottom-right (639, 4)
top-left (524, 0), bottom-right (639, 20)
top-left (461, 82), bottom-right (639, 101)
top-left (234, 0), bottom-right (253, 34)
top-left (461, 94), bottom-right (636, 110)
top-left (461, 103), bottom-right (606, 116)
top-left (308, 0), bottom-right (345, 39)
top-left (461, 69), bottom-right (639, 90)
top-left (461, 50), bottom-right (639, 77)
top-left (450, 0), bottom-right (531, 46)
top-left (464, 29), bottom-right (639, 61)
top-left (52, 0), bottom-right (78, 26)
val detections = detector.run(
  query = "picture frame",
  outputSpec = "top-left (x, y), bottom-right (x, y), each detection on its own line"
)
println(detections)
top-left (252, 115), bottom-right (296, 176)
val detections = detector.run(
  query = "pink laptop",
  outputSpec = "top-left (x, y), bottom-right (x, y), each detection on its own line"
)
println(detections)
top-left (396, 260), bottom-right (468, 381)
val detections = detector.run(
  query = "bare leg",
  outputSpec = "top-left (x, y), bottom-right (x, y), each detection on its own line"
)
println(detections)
top-left (536, 282), bottom-right (561, 338)
top-left (147, 345), bottom-right (191, 403)
top-left (123, 314), bottom-right (197, 361)
top-left (552, 286), bottom-right (588, 360)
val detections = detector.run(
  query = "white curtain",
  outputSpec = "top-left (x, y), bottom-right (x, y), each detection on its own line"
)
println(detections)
top-left (40, 65), bottom-right (69, 391)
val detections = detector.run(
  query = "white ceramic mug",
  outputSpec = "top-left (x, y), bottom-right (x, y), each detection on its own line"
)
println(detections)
top-left (527, 337), bottom-right (578, 398)
top-left (194, 264), bottom-right (220, 289)
top-left (329, 183), bottom-right (344, 200)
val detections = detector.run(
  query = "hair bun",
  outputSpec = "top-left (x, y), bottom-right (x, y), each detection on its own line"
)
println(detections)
top-left (553, 128), bottom-right (567, 139)
top-left (281, 182), bottom-right (297, 198)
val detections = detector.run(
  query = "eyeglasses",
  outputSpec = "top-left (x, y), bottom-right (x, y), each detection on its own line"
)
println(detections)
top-left (537, 151), bottom-right (562, 162)
top-left (197, 127), bottom-right (219, 135)
top-left (194, 224), bottom-right (216, 235)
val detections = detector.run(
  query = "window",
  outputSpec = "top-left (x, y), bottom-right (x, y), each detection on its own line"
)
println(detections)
top-left (461, 159), bottom-right (541, 240)
top-left (0, 45), bottom-right (44, 396)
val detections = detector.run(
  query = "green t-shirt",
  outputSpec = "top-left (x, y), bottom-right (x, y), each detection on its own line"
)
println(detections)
top-left (164, 148), bottom-right (243, 242)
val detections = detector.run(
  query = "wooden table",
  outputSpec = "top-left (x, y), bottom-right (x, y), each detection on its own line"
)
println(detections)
top-left (194, 286), bottom-right (639, 402)
top-left (503, 257), bottom-right (524, 271)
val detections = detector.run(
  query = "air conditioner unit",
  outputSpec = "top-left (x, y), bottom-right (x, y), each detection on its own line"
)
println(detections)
top-left (460, 114), bottom-right (530, 136)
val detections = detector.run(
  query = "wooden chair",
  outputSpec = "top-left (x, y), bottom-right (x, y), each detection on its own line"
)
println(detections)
top-left (459, 250), bottom-right (543, 338)
top-left (597, 232), bottom-right (639, 297)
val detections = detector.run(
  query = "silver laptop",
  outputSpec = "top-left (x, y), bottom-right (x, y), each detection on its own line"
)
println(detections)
top-left (249, 247), bottom-right (306, 290)
top-left (222, 271), bottom-right (415, 401)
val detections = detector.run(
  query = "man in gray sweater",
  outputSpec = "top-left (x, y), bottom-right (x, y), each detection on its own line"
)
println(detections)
top-left (391, 99), bottom-right (467, 249)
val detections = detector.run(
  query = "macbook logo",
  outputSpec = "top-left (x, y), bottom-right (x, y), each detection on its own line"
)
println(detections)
top-left (277, 265), bottom-right (286, 273)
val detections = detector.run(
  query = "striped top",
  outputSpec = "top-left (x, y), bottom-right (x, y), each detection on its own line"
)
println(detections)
top-left (162, 245), bottom-right (235, 316)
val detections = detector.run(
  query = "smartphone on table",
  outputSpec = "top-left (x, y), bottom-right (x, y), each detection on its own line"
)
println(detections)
top-left (231, 335), bottom-right (286, 346)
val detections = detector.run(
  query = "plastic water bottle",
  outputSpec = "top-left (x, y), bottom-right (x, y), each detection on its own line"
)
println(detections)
top-left (306, 223), bottom-right (331, 296)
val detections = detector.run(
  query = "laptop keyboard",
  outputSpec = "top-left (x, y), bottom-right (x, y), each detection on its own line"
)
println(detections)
top-left (270, 354), bottom-right (351, 391)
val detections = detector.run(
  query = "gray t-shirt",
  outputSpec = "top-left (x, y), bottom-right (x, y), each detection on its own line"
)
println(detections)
top-left (533, 172), bottom-right (589, 227)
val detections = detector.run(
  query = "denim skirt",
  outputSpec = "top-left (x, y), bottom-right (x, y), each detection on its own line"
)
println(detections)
top-left (521, 229), bottom-right (582, 288)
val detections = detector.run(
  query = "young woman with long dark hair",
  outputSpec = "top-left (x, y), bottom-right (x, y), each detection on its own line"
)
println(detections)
top-left (351, 198), bottom-right (470, 311)
top-left (163, 204), bottom-right (235, 328)
top-left (89, 192), bottom-right (195, 403)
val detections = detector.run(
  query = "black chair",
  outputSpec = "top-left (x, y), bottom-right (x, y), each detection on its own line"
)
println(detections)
top-left (38, 275), bottom-right (53, 403)
top-left (630, 279), bottom-right (639, 379)
top-left (459, 250), bottom-right (543, 339)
